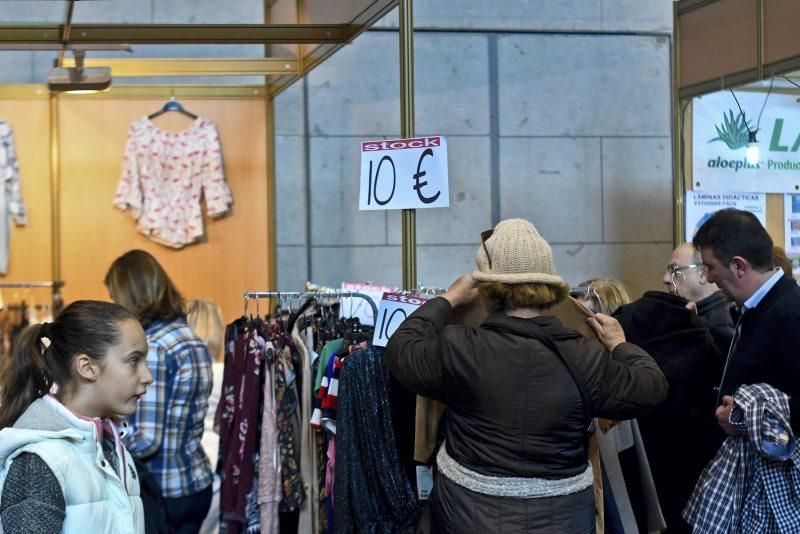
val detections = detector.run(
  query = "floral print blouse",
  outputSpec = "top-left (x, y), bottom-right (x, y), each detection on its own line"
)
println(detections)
top-left (114, 116), bottom-right (233, 248)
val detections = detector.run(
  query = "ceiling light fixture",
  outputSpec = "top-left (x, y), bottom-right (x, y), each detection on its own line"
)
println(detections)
top-left (730, 76), bottom-right (773, 166)
top-left (746, 130), bottom-right (759, 165)
top-left (47, 50), bottom-right (111, 94)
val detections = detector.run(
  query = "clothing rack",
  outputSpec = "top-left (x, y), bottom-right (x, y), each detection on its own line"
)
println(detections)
top-left (405, 286), bottom-right (445, 296)
top-left (243, 290), bottom-right (379, 321)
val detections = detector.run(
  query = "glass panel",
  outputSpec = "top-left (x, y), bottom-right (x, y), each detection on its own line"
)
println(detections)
top-left (267, 0), bottom-right (298, 24)
top-left (266, 0), bottom-right (299, 59)
top-left (679, 0), bottom-right (758, 90)
top-left (0, 51), bottom-right (40, 83)
top-left (152, 0), bottom-right (265, 24)
top-left (0, 0), bottom-right (266, 25)
top-left (0, 1), bottom-right (67, 24)
top-left (764, 0), bottom-right (800, 65)
top-left (303, 0), bottom-right (375, 24)
top-left (72, 0), bottom-right (153, 24)
top-left (269, 0), bottom-right (393, 25)
top-left (78, 44), bottom-right (269, 59)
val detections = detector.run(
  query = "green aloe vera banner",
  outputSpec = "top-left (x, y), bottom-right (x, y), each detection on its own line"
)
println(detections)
top-left (693, 90), bottom-right (800, 193)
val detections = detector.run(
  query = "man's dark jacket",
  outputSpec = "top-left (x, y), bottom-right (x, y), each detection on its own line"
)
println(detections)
top-left (721, 275), bottom-right (800, 432)
top-left (614, 291), bottom-right (724, 534)
top-left (696, 290), bottom-right (734, 355)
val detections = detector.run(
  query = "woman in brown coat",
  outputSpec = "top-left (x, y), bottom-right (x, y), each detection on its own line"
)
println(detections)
top-left (386, 218), bottom-right (668, 533)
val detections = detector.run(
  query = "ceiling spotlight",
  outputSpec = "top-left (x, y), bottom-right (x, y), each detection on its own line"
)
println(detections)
top-left (48, 50), bottom-right (111, 93)
top-left (746, 130), bottom-right (760, 165)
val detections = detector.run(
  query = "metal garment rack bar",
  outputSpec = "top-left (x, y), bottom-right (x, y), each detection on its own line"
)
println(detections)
top-left (0, 281), bottom-right (62, 288)
top-left (411, 286), bottom-right (445, 295)
top-left (243, 290), bottom-right (379, 320)
top-left (0, 280), bottom-right (66, 313)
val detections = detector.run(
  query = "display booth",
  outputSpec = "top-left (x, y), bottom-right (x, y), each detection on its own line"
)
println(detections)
top-left (0, 0), bottom-right (413, 322)
top-left (673, 0), bottom-right (800, 273)
top-left (0, 4), bottom-right (432, 531)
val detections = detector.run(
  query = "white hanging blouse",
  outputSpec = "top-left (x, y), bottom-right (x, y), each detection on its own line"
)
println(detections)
top-left (0, 120), bottom-right (26, 275)
top-left (114, 116), bottom-right (233, 248)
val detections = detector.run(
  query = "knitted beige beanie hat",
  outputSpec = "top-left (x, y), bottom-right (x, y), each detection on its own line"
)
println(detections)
top-left (472, 218), bottom-right (565, 285)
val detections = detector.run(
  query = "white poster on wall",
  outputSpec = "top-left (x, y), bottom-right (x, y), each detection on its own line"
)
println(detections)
top-left (685, 191), bottom-right (766, 242)
top-left (693, 90), bottom-right (800, 192)
top-left (784, 195), bottom-right (800, 275)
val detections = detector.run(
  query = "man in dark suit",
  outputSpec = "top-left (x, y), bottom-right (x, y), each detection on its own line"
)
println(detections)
top-left (693, 208), bottom-right (800, 435)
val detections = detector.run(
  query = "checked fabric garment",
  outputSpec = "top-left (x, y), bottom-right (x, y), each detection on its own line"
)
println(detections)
top-left (683, 383), bottom-right (800, 533)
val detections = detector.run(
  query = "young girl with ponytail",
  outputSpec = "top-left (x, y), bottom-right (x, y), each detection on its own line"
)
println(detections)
top-left (0, 300), bottom-right (153, 533)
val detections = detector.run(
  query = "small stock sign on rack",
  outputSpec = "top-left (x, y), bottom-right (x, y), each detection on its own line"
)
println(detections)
top-left (340, 282), bottom-right (397, 326)
top-left (372, 292), bottom-right (429, 347)
top-left (359, 136), bottom-right (450, 210)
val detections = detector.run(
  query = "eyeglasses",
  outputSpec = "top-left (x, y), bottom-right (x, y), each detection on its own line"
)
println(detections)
top-left (666, 263), bottom-right (706, 292)
top-left (481, 229), bottom-right (493, 269)
top-left (569, 284), bottom-right (609, 315)
top-left (666, 263), bottom-right (703, 277)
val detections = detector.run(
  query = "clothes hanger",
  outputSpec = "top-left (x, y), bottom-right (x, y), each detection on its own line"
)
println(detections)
top-left (148, 96), bottom-right (198, 120)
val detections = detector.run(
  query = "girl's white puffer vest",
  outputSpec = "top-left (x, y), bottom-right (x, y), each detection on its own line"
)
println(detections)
top-left (0, 395), bottom-right (145, 534)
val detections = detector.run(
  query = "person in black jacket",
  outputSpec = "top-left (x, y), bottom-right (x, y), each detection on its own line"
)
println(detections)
top-left (614, 291), bottom-right (723, 533)
top-left (693, 208), bottom-right (800, 436)
top-left (386, 218), bottom-right (668, 533)
top-left (662, 243), bottom-right (734, 354)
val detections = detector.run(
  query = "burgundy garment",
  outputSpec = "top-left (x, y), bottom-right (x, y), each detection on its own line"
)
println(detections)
top-left (275, 348), bottom-right (306, 512)
top-left (218, 331), bottom-right (247, 527)
top-left (215, 323), bottom-right (241, 456)
top-left (220, 327), bottom-right (266, 528)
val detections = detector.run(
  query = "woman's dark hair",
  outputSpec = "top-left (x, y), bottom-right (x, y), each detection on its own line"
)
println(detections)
top-left (104, 249), bottom-right (185, 327)
top-left (0, 300), bottom-right (136, 429)
top-left (692, 208), bottom-right (774, 272)
top-left (774, 246), bottom-right (793, 278)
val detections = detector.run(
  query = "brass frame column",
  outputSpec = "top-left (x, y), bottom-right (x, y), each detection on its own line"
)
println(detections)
top-left (671, 2), bottom-right (684, 246)
top-left (48, 94), bottom-right (61, 291)
top-left (399, 0), bottom-right (416, 290)
top-left (265, 0), bottom-right (278, 292)
top-left (265, 94), bottom-right (277, 291)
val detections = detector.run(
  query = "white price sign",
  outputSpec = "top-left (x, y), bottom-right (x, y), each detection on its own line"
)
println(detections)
top-left (340, 282), bottom-right (397, 326)
top-left (359, 136), bottom-right (450, 210)
top-left (372, 292), bottom-right (429, 348)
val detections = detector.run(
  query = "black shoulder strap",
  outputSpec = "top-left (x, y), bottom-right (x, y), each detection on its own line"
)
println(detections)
top-left (523, 321), bottom-right (593, 425)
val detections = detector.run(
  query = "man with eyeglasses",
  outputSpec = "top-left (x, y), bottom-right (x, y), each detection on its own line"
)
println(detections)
top-left (611, 246), bottom-right (724, 532)
top-left (662, 243), bottom-right (735, 354)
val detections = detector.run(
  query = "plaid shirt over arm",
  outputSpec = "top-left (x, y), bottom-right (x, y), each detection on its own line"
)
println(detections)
top-left (126, 318), bottom-right (214, 498)
top-left (683, 383), bottom-right (800, 533)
